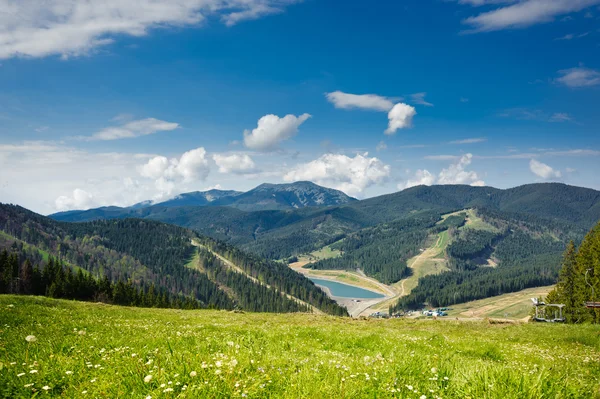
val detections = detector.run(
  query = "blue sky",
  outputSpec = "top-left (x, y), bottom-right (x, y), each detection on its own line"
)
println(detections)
top-left (0, 0), bottom-right (599, 214)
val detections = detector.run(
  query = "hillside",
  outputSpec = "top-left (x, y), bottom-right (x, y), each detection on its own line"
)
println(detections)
top-left (1, 296), bottom-right (598, 398)
top-left (51, 181), bottom-right (357, 221)
top-left (50, 183), bottom-right (600, 261)
top-left (0, 204), bottom-right (346, 316)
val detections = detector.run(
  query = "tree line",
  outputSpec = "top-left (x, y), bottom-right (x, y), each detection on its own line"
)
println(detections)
top-left (0, 248), bottom-right (203, 309)
top-left (546, 221), bottom-right (600, 323)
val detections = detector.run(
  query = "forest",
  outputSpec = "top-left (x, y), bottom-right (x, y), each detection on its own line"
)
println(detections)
top-left (0, 249), bottom-right (204, 309)
top-left (306, 211), bottom-right (443, 284)
top-left (391, 207), bottom-right (585, 311)
top-left (546, 221), bottom-right (600, 323)
top-left (0, 204), bottom-right (345, 315)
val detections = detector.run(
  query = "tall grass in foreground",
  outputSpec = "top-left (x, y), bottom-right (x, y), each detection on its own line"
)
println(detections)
top-left (0, 295), bottom-right (598, 398)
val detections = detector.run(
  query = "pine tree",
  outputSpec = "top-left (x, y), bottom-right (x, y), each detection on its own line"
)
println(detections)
top-left (574, 222), bottom-right (600, 323)
top-left (20, 259), bottom-right (34, 294)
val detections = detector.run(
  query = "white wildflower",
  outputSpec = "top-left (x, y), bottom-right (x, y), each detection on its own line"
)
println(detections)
top-left (65, 371), bottom-right (73, 375)
top-left (190, 371), bottom-right (197, 377)
top-left (42, 386), bottom-right (50, 391)
top-left (25, 335), bottom-right (37, 343)
top-left (17, 373), bottom-right (25, 377)
top-left (29, 370), bottom-right (38, 374)
top-left (144, 375), bottom-right (152, 383)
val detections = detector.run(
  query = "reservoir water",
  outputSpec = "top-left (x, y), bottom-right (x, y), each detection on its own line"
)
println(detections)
top-left (309, 278), bottom-right (385, 299)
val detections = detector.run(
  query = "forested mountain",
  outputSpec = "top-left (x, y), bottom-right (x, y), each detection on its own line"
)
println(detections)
top-left (0, 204), bottom-right (346, 315)
top-left (390, 207), bottom-right (588, 311)
top-left (51, 181), bottom-right (356, 222)
top-left (50, 183), bottom-right (600, 260)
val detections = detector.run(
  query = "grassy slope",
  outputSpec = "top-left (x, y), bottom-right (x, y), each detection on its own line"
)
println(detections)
top-left (445, 286), bottom-right (554, 320)
top-left (1, 296), bottom-right (599, 398)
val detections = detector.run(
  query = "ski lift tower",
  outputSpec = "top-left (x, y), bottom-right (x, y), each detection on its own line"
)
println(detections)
top-left (530, 298), bottom-right (566, 323)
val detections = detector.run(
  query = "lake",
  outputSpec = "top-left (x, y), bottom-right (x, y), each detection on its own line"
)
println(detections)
top-left (309, 278), bottom-right (385, 299)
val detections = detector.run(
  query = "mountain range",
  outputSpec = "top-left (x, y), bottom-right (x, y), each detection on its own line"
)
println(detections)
top-left (52, 181), bottom-right (357, 222)
top-left (3, 181), bottom-right (600, 312)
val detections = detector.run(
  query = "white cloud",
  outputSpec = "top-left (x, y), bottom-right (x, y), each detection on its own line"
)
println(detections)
top-left (87, 118), bottom-right (179, 141)
top-left (0, 0), bottom-right (300, 59)
top-left (385, 103), bottom-right (417, 135)
top-left (325, 91), bottom-right (395, 112)
top-left (283, 152), bottom-right (391, 197)
top-left (529, 159), bottom-right (562, 179)
top-left (410, 92), bottom-right (434, 107)
top-left (141, 147), bottom-right (210, 182)
top-left (212, 153), bottom-right (257, 174)
top-left (55, 188), bottom-right (95, 211)
top-left (462, 0), bottom-right (600, 32)
top-left (556, 67), bottom-right (600, 88)
top-left (0, 141), bottom-right (165, 213)
top-left (400, 153), bottom-right (484, 189)
top-left (400, 170), bottom-right (436, 189)
top-left (438, 154), bottom-right (485, 185)
top-left (243, 113), bottom-right (311, 151)
top-left (449, 137), bottom-right (487, 144)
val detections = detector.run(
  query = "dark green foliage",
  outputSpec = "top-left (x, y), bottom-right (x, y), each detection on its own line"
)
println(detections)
top-left (197, 248), bottom-right (310, 313)
top-left (0, 249), bottom-right (200, 309)
top-left (391, 208), bottom-right (587, 311)
top-left (447, 229), bottom-right (504, 270)
top-left (194, 236), bottom-right (348, 316)
top-left (393, 253), bottom-right (561, 310)
top-left (50, 183), bottom-right (600, 261)
top-left (0, 203), bottom-right (346, 315)
top-left (549, 222), bottom-right (600, 323)
top-left (308, 212), bottom-right (441, 284)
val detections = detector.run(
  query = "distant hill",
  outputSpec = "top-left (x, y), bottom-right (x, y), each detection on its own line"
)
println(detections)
top-left (51, 181), bottom-right (357, 222)
top-left (50, 183), bottom-right (600, 260)
top-left (0, 204), bottom-right (346, 315)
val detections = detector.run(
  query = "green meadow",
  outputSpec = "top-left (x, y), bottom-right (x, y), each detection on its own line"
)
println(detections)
top-left (0, 295), bottom-right (598, 398)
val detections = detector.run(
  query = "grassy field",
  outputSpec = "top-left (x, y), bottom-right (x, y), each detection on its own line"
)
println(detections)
top-left (445, 286), bottom-right (554, 320)
top-left (2, 296), bottom-right (597, 398)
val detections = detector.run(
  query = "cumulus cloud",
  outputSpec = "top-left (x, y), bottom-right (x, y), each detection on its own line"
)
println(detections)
top-left (141, 147), bottom-right (210, 182)
top-left (556, 67), bottom-right (600, 88)
top-left (87, 118), bottom-right (179, 141)
top-left (529, 159), bottom-right (562, 179)
top-left (401, 170), bottom-right (436, 189)
top-left (410, 92), bottom-right (434, 107)
top-left (243, 113), bottom-right (311, 151)
top-left (140, 147), bottom-right (210, 198)
top-left (212, 153), bottom-right (257, 174)
top-left (325, 91), bottom-right (395, 112)
top-left (283, 153), bottom-right (391, 197)
top-left (0, 0), bottom-right (300, 59)
top-left (55, 188), bottom-right (95, 211)
top-left (462, 0), bottom-right (600, 33)
top-left (399, 153), bottom-right (484, 189)
top-left (385, 103), bottom-right (417, 135)
top-left (326, 91), bottom-right (418, 134)
top-left (438, 154), bottom-right (485, 185)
